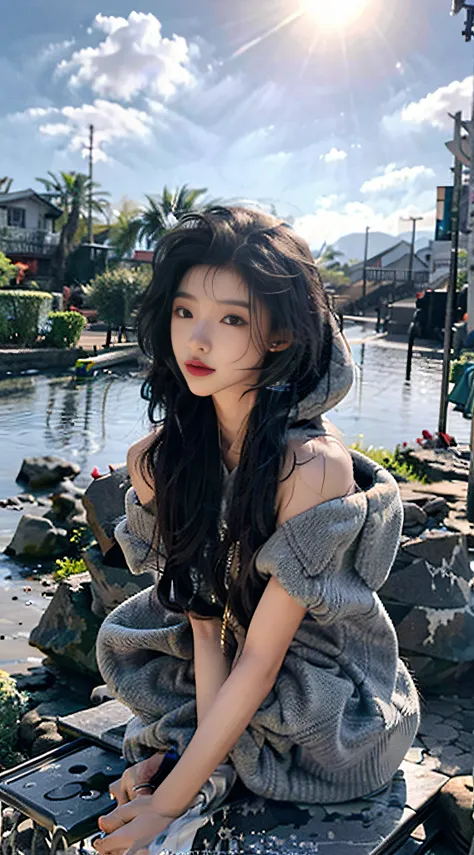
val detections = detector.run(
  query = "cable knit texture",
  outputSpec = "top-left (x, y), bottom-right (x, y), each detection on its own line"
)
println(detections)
top-left (96, 319), bottom-right (420, 804)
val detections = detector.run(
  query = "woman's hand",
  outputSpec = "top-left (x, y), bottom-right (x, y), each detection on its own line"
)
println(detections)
top-left (109, 752), bottom-right (166, 806)
top-left (93, 796), bottom-right (176, 855)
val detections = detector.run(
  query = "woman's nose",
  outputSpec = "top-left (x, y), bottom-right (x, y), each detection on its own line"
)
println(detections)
top-left (188, 321), bottom-right (211, 352)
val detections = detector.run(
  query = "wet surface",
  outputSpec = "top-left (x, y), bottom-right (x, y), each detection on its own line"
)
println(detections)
top-left (0, 329), bottom-right (471, 675)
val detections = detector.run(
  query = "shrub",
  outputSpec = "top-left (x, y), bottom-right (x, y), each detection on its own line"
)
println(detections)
top-left (0, 290), bottom-right (53, 347)
top-left (0, 251), bottom-right (16, 289)
top-left (85, 266), bottom-right (151, 329)
top-left (43, 311), bottom-right (86, 349)
top-left (450, 351), bottom-right (474, 385)
top-left (54, 556), bottom-right (87, 581)
top-left (0, 670), bottom-right (29, 768)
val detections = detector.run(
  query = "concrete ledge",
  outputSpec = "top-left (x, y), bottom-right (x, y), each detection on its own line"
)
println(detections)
top-left (0, 347), bottom-right (88, 374)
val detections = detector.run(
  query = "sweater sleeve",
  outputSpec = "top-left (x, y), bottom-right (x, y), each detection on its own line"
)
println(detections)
top-left (254, 494), bottom-right (369, 623)
top-left (114, 486), bottom-right (164, 576)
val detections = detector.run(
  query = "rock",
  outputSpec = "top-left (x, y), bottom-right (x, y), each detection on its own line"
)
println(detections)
top-left (31, 731), bottom-right (64, 756)
top-left (17, 456), bottom-right (80, 489)
top-left (82, 465), bottom-right (130, 556)
top-left (404, 448), bottom-right (469, 483)
top-left (17, 493), bottom-right (36, 504)
top-left (381, 531), bottom-right (472, 609)
top-left (402, 502), bottom-right (427, 530)
top-left (423, 496), bottom-right (450, 520)
top-left (6, 496), bottom-right (22, 507)
top-left (15, 667), bottom-right (55, 692)
top-left (83, 543), bottom-right (155, 617)
top-left (438, 776), bottom-right (474, 854)
top-left (395, 605), bottom-right (474, 663)
top-left (44, 491), bottom-right (87, 532)
top-left (53, 478), bottom-right (85, 499)
top-left (29, 576), bottom-right (102, 677)
top-left (5, 514), bottom-right (69, 559)
top-left (19, 708), bottom-right (41, 749)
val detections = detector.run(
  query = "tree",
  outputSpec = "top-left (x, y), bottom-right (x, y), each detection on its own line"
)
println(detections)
top-left (0, 177), bottom-right (13, 194)
top-left (96, 198), bottom-right (142, 262)
top-left (35, 171), bottom-right (109, 288)
top-left (138, 185), bottom-right (212, 248)
top-left (315, 244), bottom-right (346, 271)
top-left (0, 252), bottom-right (16, 288)
top-left (85, 266), bottom-right (151, 330)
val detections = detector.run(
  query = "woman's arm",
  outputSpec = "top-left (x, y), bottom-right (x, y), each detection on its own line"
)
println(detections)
top-left (188, 616), bottom-right (231, 722)
top-left (152, 576), bottom-right (306, 818)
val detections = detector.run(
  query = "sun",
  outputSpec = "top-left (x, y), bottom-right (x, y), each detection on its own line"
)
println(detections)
top-left (301, 0), bottom-right (369, 29)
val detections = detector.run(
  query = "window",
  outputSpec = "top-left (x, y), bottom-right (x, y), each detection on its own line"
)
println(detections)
top-left (7, 207), bottom-right (26, 228)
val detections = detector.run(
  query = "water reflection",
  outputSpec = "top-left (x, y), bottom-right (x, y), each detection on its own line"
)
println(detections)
top-left (0, 338), bottom-right (471, 504)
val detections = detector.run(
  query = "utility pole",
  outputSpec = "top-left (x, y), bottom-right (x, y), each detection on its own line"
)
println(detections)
top-left (402, 215), bottom-right (423, 291)
top-left (87, 124), bottom-right (94, 248)
top-left (439, 112), bottom-right (463, 436)
top-left (361, 225), bottom-right (370, 315)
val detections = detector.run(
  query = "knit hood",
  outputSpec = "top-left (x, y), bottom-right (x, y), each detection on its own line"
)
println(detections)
top-left (289, 315), bottom-right (355, 426)
top-left (278, 314), bottom-right (403, 594)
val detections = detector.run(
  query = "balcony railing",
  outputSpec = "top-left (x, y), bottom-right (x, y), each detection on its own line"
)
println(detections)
top-left (366, 267), bottom-right (429, 284)
top-left (0, 227), bottom-right (60, 257)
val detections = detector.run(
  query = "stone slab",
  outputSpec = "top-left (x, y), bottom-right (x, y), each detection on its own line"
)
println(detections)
top-left (58, 698), bottom-right (132, 752)
top-left (57, 701), bottom-right (450, 855)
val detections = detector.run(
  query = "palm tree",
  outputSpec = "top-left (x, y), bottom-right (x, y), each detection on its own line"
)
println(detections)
top-left (35, 171), bottom-right (109, 287)
top-left (315, 244), bottom-right (345, 271)
top-left (0, 177), bottom-right (13, 194)
top-left (138, 185), bottom-right (211, 249)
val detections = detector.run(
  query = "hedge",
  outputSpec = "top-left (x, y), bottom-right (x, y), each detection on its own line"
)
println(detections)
top-left (0, 290), bottom-right (53, 347)
top-left (43, 311), bottom-right (86, 349)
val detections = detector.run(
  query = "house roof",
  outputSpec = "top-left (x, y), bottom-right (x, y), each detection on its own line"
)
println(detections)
top-left (0, 189), bottom-right (63, 217)
top-left (350, 240), bottom-right (411, 270)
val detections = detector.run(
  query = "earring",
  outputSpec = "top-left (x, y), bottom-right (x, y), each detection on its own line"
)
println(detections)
top-left (270, 342), bottom-right (279, 350)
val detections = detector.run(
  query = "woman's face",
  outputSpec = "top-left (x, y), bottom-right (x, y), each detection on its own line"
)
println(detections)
top-left (171, 265), bottom-right (272, 398)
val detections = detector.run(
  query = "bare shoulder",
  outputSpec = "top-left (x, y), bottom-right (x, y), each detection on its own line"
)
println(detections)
top-left (277, 435), bottom-right (355, 526)
top-left (126, 430), bottom-right (159, 505)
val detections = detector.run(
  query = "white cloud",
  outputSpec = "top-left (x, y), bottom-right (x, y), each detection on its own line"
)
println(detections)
top-left (293, 201), bottom-right (435, 248)
top-left (10, 100), bottom-right (153, 163)
top-left (320, 147), bottom-right (347, 163)
top-left (38, 39), bottom-right (75, 64)
top-left (315, 194), bottom-right (342, 209)
top-left (361, 163), bottom-right (435, 193)
top-left (385, 75), bottom-right (473, 132)
top-left (58, 12), bottom-right (197, 102)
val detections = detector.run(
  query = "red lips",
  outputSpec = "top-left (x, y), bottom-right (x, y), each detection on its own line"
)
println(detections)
top-left (184, 360), bottom-right (215, 377)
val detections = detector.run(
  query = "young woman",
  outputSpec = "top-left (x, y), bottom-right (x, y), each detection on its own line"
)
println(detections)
top-left (94, 207), bottom-right (419, 855)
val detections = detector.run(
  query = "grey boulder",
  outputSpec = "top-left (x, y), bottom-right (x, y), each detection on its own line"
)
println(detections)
top-left (5, 514), bottom-right (68, 559)
top-left (17, 456), bottom-right (80, 488)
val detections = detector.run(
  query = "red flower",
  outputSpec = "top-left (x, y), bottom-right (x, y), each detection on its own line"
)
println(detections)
top-left (422, 429), bottom-right (433, 440)
top-left (90, 466), bottom-right (101, 479)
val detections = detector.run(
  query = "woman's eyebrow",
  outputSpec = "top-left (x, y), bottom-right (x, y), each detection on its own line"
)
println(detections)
top-left (174, 290), bottom-right (250, 309)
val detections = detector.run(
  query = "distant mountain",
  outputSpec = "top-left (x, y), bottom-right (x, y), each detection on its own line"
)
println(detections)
top-left (332, 230), bottom-right (433, 263)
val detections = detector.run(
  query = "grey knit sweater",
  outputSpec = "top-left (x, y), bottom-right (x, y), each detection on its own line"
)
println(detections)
top-left (96, 319), bottom-right (420, 804)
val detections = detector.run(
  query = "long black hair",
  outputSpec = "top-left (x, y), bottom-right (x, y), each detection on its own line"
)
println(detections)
top-left (137, 206), bottom-right (334, 632)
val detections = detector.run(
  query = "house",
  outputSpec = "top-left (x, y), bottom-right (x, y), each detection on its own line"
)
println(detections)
top-left (349, 240), bottom-right (429, 287)
top-left (0, 189), bottom-right (62, 288)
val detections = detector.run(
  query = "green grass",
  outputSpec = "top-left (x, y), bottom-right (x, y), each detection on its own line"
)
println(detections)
top-left (350, 442), bottom-right (428, 483)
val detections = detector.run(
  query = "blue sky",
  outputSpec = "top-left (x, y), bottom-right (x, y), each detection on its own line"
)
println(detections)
top-left (2, 0), bottom-right (474, 248)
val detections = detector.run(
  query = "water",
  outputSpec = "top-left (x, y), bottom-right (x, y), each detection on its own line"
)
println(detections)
top-left (0, 328), bottom-right (470, 550)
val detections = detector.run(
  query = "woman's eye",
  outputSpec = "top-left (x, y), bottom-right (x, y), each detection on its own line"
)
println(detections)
top-left (174, 306), bottom-right (192, 318)
top-left (223, 315), bottom-right (246, 326)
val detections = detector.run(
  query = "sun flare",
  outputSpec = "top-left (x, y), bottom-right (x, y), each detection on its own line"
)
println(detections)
top-left (301, 0), bottom-right (369, 29)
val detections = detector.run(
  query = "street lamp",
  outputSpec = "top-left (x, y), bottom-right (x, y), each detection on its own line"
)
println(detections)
top-left (401, 216), bottom-right (423, 292)
top-left (451, 0), bottom-right (474, 40)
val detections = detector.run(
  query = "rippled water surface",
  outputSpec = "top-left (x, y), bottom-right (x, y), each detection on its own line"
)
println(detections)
top-left (0, 326), bottom-right (470, 524)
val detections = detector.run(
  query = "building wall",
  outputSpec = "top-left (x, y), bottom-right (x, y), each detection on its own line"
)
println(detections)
top-left (0, 197), bottom-right (54, 231)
